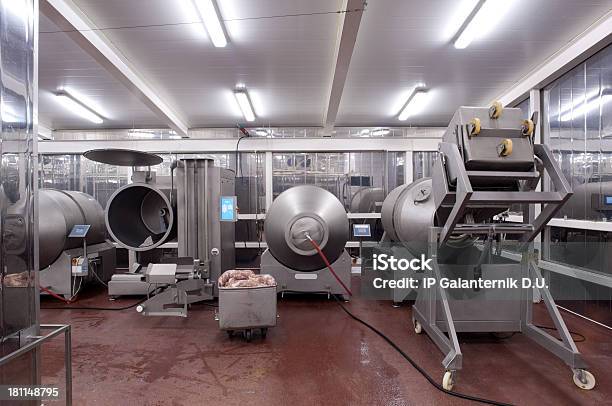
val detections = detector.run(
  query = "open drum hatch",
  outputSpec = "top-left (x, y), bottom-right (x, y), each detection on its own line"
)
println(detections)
top-left (83, 148), bottom-right (163, 167)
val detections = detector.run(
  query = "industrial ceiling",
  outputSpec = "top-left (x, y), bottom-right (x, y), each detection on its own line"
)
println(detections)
top-left (38, 0), bottom-right (612, 131)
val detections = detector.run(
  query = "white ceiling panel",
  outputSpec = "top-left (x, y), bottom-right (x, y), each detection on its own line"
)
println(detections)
top-left (336, 0), bottom-right (612, 127)
top-left (38, 14), bottom-right (165, 130)
top-left (69, 0), bottom-right (344, 126)
top-left (38, 0), bottom-right (611, 129)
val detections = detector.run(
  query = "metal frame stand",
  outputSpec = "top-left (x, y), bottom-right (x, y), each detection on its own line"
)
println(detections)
top-left (414, 126), bottom-right (595, 390)
top-left (261, 249), bottom-right (352, 301)
top-left (412, 228), bottom-right (590, 389)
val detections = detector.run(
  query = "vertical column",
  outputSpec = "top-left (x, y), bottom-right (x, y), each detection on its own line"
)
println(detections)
top-left (404, 150), bottom-right (413, 185)
top-left (529, 88), bottom-right (543, 302)
top-left (265, 151), bottom-right (273, 211)
top-left (0, 0), bottom-right (40, 387)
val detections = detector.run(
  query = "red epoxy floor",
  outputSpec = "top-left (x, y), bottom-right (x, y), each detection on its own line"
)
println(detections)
top-left (39, 280), bottom-right (612, 406)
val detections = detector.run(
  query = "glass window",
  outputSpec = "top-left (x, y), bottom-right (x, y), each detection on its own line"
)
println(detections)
top-left (545, 44), bottom-right (612, 222)
top-left (412, 151), bottom-right (438, 180)
top-left (271, 151), bottom-right (398, 213)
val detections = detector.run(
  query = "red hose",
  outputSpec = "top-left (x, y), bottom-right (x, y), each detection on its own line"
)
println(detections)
top-left (307, 237), bottom-right (353, 297)
top-left (39, 285), bottom-right (76, 304)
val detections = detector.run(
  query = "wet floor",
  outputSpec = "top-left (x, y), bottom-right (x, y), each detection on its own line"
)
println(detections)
top-left (39, 280), bottom-right (611, 406)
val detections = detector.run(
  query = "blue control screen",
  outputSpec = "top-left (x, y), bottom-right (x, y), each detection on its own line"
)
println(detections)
top-left (69, 224), bottom-right (91, 238)
top-left (220, 196), bottom-right (237, 222)
top-left (605, 196), bottom-right (612, 205)
top-left (353, 224), bottom-right (371, 237)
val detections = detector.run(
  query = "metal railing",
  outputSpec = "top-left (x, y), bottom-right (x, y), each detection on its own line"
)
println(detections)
top-left (0, 324), bottom-right (72, 406)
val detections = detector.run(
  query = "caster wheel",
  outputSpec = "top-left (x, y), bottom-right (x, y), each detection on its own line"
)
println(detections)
top-left (227, 330), bottom-right (234, 338)
top-left (573, 369), bottom-right (595, 390)
top-left (392, 302), bottom-right (402, 308)
top-left (261, 328), bottom-right (268, 339)
top-left (489, 101), bottom-right (503, 119)
top-left (469, 117), bottom-right (481, 135)
top-left (522, 119), bottom-right (535, 136)
top-left (245, 329), bottom-right (252, 342)
top-left (413, 320), bottom-right (423, 334)
top-left (442, 371), bottom-right (455, 391)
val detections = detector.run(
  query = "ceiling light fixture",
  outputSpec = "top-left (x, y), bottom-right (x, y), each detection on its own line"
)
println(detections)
top-left (55, 91), bottom-right (103, 124)
top-left (192, 0), bottom-right (228, 48)
top-left (234, 87), bottom-right (256, 122)
top-left (453, 0), bottom-right (514, 49)
top-left (371, 128), bottom-right (390, 136)
top-left (255, 128), bottom-right (272, 137)
top-left (398, 88), bottom-right (429, 121)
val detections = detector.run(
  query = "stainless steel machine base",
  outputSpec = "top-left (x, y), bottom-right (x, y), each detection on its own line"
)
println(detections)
top-left (412, 228), bottom-right (589, 390)
top-left (40, 241), bottom-right (116, 298)
top-left (108, 273), bottom-right (156, 297)
top-left (261, 249), bottom-right (352, 300)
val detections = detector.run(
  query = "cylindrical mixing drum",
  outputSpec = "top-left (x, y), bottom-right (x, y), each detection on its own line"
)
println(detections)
top-left (105, 183), bottom-right (174, 251)
top-left (39, 189), bottom-right (106, 269)
top-left (381, 178), bottom-right (435, 255)
top-left (265, 185), bottom-right (348, 272)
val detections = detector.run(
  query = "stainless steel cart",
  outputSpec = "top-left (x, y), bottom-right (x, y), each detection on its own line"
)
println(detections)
top-left (217, 285), bottom-right (277, 341)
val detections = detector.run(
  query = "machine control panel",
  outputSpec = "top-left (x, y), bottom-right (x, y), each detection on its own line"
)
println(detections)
top-left (353, 224), bottom-right (371, 237)
top-left (68, 224), bottom-right (91, 238)
top-left (220, 196), bottom-right (238, 222)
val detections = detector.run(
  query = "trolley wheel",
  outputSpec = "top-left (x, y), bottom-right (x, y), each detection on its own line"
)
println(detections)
top-left (413, 319), bottom-right (423, 334)
top-left (498, 138), bottom-right (513, 157)
top-left (442, 370), bottom-right (456, 391)
top-left (392, 302), bottom-right (402, 308)
top-left (227, 330), bottom-right (234, 338)
top-left (573, 369), bottom-right (595, 390)
top-left (469, 118), bottom-right (481, 135)
top-left (489, 101), bottom-right (503, 119)
top-left (245, 329), bottom-right (252, 342)
top-left (261, 328), bottom-right (268, 339)
top-left (521, 119), bottom-right (535, 136)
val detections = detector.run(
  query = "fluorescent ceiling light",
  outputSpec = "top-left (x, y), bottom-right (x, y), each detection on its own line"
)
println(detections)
top-left (453, 0), bottom-right (514, 49)
top-left (193, 0), bottom-right (228, 47)
top-left (55, 91), bottom-right (103, 124)
top-left (255, 129), bottom-right (272, 137)
top-left (371, 128), bottom-right (390, 136)
top-left (398, 89), bottom-right (429, 121)
top-left (234, 88), bottom-right (256, 122)
top-left (128, 130), bottom-right (157, 139)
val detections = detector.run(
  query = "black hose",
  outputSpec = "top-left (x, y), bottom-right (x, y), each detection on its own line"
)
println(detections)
top-left (333, 296), bottom-right (514, 406)
top-left (309, 242), bottom-right (513, 405)
top-left (41, 297), bottom-right (147, 311)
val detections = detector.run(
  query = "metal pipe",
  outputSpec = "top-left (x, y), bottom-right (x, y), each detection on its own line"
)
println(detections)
top-left (203, 162), bottom-right (209, 264)
top-left (64, 326), bottom-right (72, 406)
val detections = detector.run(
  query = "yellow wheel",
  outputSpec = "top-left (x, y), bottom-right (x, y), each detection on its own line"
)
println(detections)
top-left (489, 101), bottom-right (503, 119)
top-left (522, 119), bottom-right (535, 136)
top-left (573, 369), bottom-right (595, 390)
top-left (469, 118), bottom-right (481, 136)
top-left (442, 371), bottom-right (455, 391)
top-left (498, 139), bottom-right (513, 157)
top-left (413, 319), bottom-right (423, 334)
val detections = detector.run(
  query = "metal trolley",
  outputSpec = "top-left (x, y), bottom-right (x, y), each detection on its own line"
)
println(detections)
top-left (217, 285), bottom-right (277, 342)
